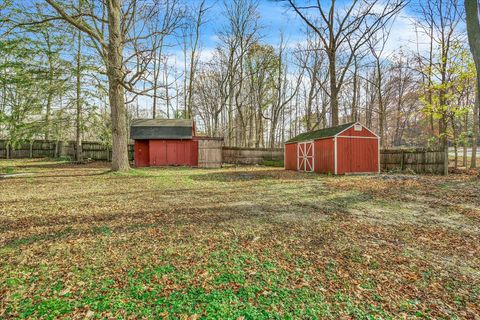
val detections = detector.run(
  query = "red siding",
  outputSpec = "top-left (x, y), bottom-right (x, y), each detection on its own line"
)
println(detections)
top-left (285, 124), bottom-right (379, 175)
top-left (338, 125), bottom-right (377, 138)
top-left (148, 140), bottom-right (198, 167)
top-left (134, 140), bottom-right (150, 167)
top-left (313, 138), bottom-right (335, 174)
top-left (284, 143), bottom-right (297, 170)
top-left (336, 137), bottom-right (379, 174)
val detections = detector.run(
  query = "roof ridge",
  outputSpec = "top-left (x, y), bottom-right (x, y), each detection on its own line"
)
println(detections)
top-left (285, 122), bottom-right (356, 143)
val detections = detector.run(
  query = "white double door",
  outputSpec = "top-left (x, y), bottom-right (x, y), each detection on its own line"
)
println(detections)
top-left (297, 142), bottom-right (314, 172)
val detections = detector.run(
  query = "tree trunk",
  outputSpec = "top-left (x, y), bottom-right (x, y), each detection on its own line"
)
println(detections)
top-left (107, 0), bottom-right (129, 171)
top-left (377, 63), bottom-right (385, 148)
top-left (351, 59), bottom-right (358, 122)
top-left (465, 0), bottom-right (480, 169)
top-left (328, 52), bottom-right (339, 126)
top-left (75, 15), bottom-right (83, 162)
top-left (152, 49), bottom-right (158, 119)
top-left (472, 95), bottom-right (479, 168)
top-left (451, 119), bottom-right (458, 169)
top-left (463, 113), bottom-right (468, 167)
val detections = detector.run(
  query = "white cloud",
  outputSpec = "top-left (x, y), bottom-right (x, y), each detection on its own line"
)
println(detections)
top-left (383, 9), bottom-right (431, 56)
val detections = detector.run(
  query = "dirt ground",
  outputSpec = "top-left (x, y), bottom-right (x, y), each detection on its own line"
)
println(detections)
top-left (0, 159), bottom-right (479, 319)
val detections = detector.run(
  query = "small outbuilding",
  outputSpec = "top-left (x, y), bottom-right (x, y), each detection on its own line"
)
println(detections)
top-left (284, 122), bottom-right (380, 175)
top-left (130, 119), bottom-right (223, 168)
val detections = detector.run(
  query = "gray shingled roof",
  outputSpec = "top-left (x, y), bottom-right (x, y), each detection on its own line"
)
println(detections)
top-left (286, 122), bottom-right (355, 143)
top-left (130, 119), bottom-right (193, 140)
top-left (131, 119), bottom-right (193, 127)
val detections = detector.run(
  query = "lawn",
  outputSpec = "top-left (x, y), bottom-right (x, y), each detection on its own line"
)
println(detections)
top-left (0, 159), bottom-right (479, 319)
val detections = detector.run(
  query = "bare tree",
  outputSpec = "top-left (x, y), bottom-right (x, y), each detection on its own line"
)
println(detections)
top-left (367, 25), bottom-right (393, 147)
top-left (43, 0), bottom-right (183, 171)
top-left (148, 0), bottom-right (183, 119)
top-left (285, 0), bottom-right (405, 126)
top-left (294, 29), bottom-right (325, 131)
top-left (267, 37), bottom-right (302, 147)
top-left (185, 0), bottom-right (209, 119)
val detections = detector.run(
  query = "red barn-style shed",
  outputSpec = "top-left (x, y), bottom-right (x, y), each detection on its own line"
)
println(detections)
top-left (284, 122), bottom-right (380, 175)
top-left (131, 119), bottom-right (198, 167)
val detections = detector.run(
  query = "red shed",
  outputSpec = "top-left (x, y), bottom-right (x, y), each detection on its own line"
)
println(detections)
top-left (284, 122), bottom-right (379, 175)
top-left (131, 119), bottom-right (198, 167)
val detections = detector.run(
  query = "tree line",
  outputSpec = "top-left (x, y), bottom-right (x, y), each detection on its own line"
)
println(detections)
top-left (0, 0), bottom-right (478, 172)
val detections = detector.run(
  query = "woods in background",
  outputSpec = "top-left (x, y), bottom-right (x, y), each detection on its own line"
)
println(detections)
top-left (0, 0), bottom-right (478, 171)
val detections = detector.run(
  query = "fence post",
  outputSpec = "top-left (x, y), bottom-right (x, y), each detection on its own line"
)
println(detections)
top-left (400, 150), bottom-right (404, 171)
top-left (29, 141), bottom-right (33, 158)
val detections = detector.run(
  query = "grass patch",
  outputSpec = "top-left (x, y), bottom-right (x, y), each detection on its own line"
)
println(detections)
top-left (259, 160), bottom-right (284, 167)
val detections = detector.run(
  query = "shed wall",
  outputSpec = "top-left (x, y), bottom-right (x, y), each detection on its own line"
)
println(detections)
top-left (313, 138), bottom-right (335, 174)
top-left (284, 143), bottom-right (297, 170)
top-left (338, 125), bottom-right (377, 138)
top-left (336, 137), bottom-right (379, 174)
top-left (134, 140), bottom-right (150, 167)
top-left (148, 140), bottom-right (198, 166)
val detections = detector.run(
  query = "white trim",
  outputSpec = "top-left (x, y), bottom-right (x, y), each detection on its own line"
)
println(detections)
top-left (297, 143), bottom-right (300, 171)
top-left (336, 136), bottom-right (379, 140)
top-left (334, 137), bottom-right (337, 175)
top-left (335, 122), bottom-right (380, 138)
top-left (311, 141), bottom-right (315, 172)
top-left (334, 123), bottom-right (355, 137)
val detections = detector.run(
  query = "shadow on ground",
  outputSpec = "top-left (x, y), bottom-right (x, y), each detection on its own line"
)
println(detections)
top-left (190, 169), bottom-right (320, 182)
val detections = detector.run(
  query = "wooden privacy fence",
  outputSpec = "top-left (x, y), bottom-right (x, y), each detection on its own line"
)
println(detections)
top-left (222, 147), bottom-right (284, 165)
top-left (197, 138), bottom-right (223, 168)
top-left (0, 139), bottom-right (445, 173)
top-left (380, 148), bottom-right (445, 174)
top-left (0, 140), bottom-right (134, 161)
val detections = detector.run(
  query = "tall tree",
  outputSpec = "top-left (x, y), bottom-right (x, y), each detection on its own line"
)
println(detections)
top-left (42, 0), bottom-right (182, 171)
top-left (74, 0), bottom-right (83, 162)
top-left (416, 0), bottom-right (463, 175)
top-left (465, 0), bottom-right (480, 168)
top-left (185, 0), bottom-right (208, 119)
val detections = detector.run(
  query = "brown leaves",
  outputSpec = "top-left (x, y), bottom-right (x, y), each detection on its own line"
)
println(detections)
top-left (0, 160), bottom-right (479, 318)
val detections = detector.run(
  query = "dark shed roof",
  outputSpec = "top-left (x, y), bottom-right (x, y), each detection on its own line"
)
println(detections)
top-left (286, 122), bottom-right (355, 143)
top-left (130, 119), bottom-right (194, 140)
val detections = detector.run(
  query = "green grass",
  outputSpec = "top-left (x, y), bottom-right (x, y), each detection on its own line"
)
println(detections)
top-left (0, 166), bottom-right (14, 174)
top-left (0, 159), bottom-right (479, 319)
top-left (259, 160), bottom-right (284, 167)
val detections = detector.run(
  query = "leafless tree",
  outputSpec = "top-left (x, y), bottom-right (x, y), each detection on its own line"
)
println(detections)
top-left (43, 0), bottom-right (184, 171)
top-left (285, 0), bottom-right (405, 126)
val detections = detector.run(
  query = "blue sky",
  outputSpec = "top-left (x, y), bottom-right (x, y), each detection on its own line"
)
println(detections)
top-left (192, 0), bottom-right (309, 59)
top-left (188, 0), bottom-right (464, 63)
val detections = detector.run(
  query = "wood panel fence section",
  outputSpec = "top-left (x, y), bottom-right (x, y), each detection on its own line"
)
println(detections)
top-left (197, 138), bottom-right (223, 168)
top-left (222, 147), bottom-right (284, 165)
top-left (380, 148), bottom-right (445, 174)
top-left (0, 140), bottom-right (134, 161)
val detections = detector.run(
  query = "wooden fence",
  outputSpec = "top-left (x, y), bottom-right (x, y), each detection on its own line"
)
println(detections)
top-left (0, 140), bottom-right (134, 161)
top-left (0, 139), bottom-right (445, 173)
top-left (380, 148), bottom-right (445, 174)
top-left (222, 147), bottom-right (284, 165)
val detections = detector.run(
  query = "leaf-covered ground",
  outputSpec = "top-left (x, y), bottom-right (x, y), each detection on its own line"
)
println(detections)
top-left (0, 159), bottom-right (479, 319)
